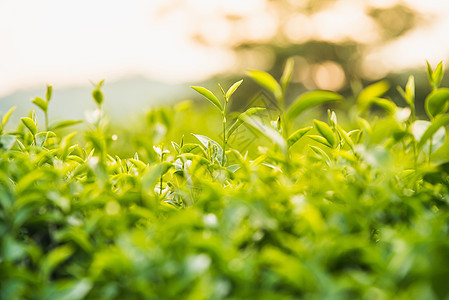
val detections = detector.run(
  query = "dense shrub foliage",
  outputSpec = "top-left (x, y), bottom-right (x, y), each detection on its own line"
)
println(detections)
top-left (2, 61), bottom-right (449, 299)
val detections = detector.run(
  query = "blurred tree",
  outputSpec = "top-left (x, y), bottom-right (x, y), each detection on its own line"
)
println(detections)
top-left (156, 0), bottom-right (439, 115)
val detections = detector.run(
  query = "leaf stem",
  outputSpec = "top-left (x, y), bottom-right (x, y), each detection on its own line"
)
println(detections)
top-left (160, 152), bottom-right (164, 195)
top-left (413, 140), bottom-right (417, 170)
top-left (278, 95), bottom-right (289, 139)
top-left (44, 111), bottom-right (48, 132)
top-left (222, 100), bottom-right (228, 166)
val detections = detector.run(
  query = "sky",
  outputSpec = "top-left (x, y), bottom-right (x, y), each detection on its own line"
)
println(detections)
top-left (1, 0), bottom-right (449, 98)
top-left (0, 0), bottom-right (237, 97)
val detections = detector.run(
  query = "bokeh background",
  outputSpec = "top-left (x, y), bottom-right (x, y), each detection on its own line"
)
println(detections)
top-left (1, 0), bottom-right (449, 121)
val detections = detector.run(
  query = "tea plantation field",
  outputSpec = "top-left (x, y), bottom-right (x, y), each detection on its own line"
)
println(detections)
top-left (1, 61), bottom-right (449, 299)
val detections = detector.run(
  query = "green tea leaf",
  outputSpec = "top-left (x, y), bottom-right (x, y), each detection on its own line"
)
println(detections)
top-left (287, 126), bottom-right (312, 148)
top-left (218, 83), bottom-right (226, 98)
top-left (2, 106), bottom-right (16, 127)
top-left (48, 120), bottom-right (83, 131)
top-left (357, 80), bottom-right (390, 112)
top-left (226, 79), bottom-right (243, 100)
top-left (247, 70), bottom-right (282, 100)
top-left (329, 110), bottom-right (337, 127)
top-left (190, 86), bottom-right (223, 111)
top-left (171, 141), bottom-right (180, 153)
top-left (240, 115), bottom-right (287, 156)
top-left (180, 143), bottom-right (201, 154)
top-left (41, 245), bottom-right (74, 277)
top-left (21, 117), bottom-right (37, 136)
top-left (433, 61), bottom-right (444, 90)
top-left (227, 164), bottom-right (240, 173)
top-left (371, 97), bottom-right (397, 114)
top-left (31, 97), bottom-right (48, 112)
top-left (309, 145), bottom-right (331, 166)
top-left (424, 88), bottom-right (449, 118)
top-left (314, 120), bottom-right (336, 148)
top-left (192, 134), bottom-right (223, 155)
top-left (280, 58), bottom-right (294, 93)
top-left (427, 61), bottom-right (444, 91)
top-left (141, 164), bottom-right (161, 190)
top-left (2, 235), bottom-right (26, 262)
top-left (129, 158), bottom-right (147, 170)
top-left (337, 125), bottom-right (354, 150)
top-left (55, 228), bottom-right (93, 253)
top-left (397, 76), bottom-right (415, 110)
top-left (54, 279), bottom-right (93, 300)
top-left (16, 139), bottom-right (26, 151)
top-left (92, 88), bottom-right (103, 106)
top-left (35, 132), bottom-right (49, 148)
top-left (227, 107), bottom-right (265, 139)
top-left (177, 153), bottom-right (209, 166)
top-left (416, 116), bottom-right (449, 150)
top-left (15, 170), bottom-right (46, 194)
top-left (426, 60), bottom-right (433, 87)
top-left (46, 84), bottom-right (53, 102)
top-left (405, 75), bottom-right (415, 106)
top-left (286, 91), bottom-right (342, 121)
top-left (308, 135), bottom-right (332, 148)
top-left (67, 155), bottom-right (84, 164)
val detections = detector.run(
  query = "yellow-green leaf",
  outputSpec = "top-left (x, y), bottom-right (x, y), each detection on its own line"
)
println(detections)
top-left (287, 126), bottom-right (312, 148)
top-left (425, 88), bottom-right (449, 119)
top-left (309, 145), bottom-right (331, 166)
top-left (308, 135), bottom-right (332, 148)
top-left (280, 58), bottom-right (294, 93)
top-left (371, 97), bottom-right (397, 114)
top-left (286, 91), bottom-right (342, 122)
top-left (227, 107), bottom-right (265, 139)
top-left (46, 84), bottom-right (53, 102)
top-left (48, 120), bottom-right (83, 131)
top-left (191, 86), bottom-right (223, 111)
top-left (31, 97), bottom-right (48, 112)
top-left (21, 117), bottom-right (37, 136)
top-left (247, 70), bottom-right (282, 100)
top-left (41, 245), bottom-right (74, 277)
top-left (357, 81), bottom-right (390, 112)
top-left (417, 115), bottom-right (449, 149)
top-left (314, 119), bottom-right (336, 148)
top-left (241, 115), bottom-right (287, 156)
top-left (337, 125), bottom-right (354, 150)
top-left (2, 106), bottom-right (16, 127)
top-left (226, 79), bottom-right (243, 100)
top-left (92, 88), bottom-right (103, 106)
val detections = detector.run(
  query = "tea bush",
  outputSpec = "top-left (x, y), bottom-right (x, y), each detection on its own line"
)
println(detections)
top-left (1, 61), bottom-right (449, 299)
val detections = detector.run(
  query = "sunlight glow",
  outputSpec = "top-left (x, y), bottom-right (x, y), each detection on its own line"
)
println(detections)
top-left (0, 0), bottom-right (235, 96)
top-left (0, 0), bottom-right (449, 97)
top-left (313, 61), bottom-right (346, 91)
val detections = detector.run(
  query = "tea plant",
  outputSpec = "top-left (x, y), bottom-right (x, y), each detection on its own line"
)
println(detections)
top-left (1, 61), bottom-right (449, 299)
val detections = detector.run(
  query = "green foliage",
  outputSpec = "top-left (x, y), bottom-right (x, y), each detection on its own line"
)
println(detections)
top-left (357, 80), bottom-right (390, 113)
top-left (287, 90), bottom-right (343, 122)
top-left (91, 80), bottom-right (105, 107)
top-left (0, 106), bottom-right (16, 134)
top-left (2, 62), bottom-right (449, 299)
top-left (246, 70), bottom-right (282, 101)
top-left (191, 80), bottom-right (248, 166)
top-left (425, 88), bottom-right (449, 118)
top-left (287, 126), bottom-right (312, 148)
top-left (21, 117), bottom-right (37, 136)
top-left (313, 119), bottom-right (336, 148)
top-left (190, 86), bottom-right (223, 111)
top-left (427, 61), bottom-right (444, 91)
top-left (31, 97), bottom-right (48, 113)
